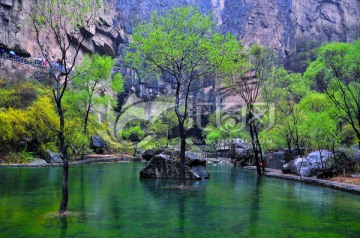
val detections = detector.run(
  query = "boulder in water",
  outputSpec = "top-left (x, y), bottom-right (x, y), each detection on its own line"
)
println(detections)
top-left (140, 153), bottom-right (209, 180)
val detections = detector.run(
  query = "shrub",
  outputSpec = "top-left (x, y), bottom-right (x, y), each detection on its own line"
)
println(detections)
top-left (4, 151), bottom-right (34, 164)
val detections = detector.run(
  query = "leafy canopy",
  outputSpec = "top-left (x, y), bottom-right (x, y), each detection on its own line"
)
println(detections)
top-left (126, 6), bottom-right (241, 95)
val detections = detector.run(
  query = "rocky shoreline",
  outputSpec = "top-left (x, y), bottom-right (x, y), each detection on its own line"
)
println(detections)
top-left (0, 154), bottom-right (140, 168)
top-left (244, 166), bottom-right (360, 195)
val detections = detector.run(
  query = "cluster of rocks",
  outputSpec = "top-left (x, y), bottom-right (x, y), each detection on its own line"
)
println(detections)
top-left (228, 138), bottom-right (360, 178)
top-left (140, 149), bottom-right (210, 180)
top-left (282, 149), bottom-right (360, 178)
top-left (282, 150), bottom-right (333, 178)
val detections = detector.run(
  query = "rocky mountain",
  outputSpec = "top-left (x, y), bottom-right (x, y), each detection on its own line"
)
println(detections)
top-left (1, 0), bottom-right (359, 107)
top-left (115, 0), bottom-right (360, 57)
top-left (0, 0), bottom-right (125, 59)
top-left (1, 0), bottom-right (359, 60)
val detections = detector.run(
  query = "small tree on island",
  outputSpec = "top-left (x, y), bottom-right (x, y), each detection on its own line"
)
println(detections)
top-left (29, 0), bottom-right (104, 216)
top-left (125, 7), bottom-right (241, 187)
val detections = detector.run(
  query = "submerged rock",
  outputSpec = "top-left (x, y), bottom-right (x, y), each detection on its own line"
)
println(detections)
top-left (140, 153), bottom-right (210, 180)
top-left (282, 150), bottom-right (333, 177)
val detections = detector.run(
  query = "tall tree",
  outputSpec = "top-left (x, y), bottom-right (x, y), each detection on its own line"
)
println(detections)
top-left (66, 54), bottom-right (123, 134)
top-left (305, 40), bottom-right (360, 148)
top-left (29, 0), bottom-right (104, 216)
top-left (222, 45), bottom-right (277, 175)
top-left (125, 7), bottom-right (240, 187)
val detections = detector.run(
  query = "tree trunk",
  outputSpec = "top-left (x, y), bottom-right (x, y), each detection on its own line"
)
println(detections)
top-left (166, 128), bottom-right (169, 148)
top-left (133, 143), bottom-right (138, 156)
top-left (59, 131), bottom-right (69, 216)
top-left (253, 123), bottom-right (265, 174)
top-left (179, 124), bottom-right (186, 187)
top-left (286, 134), bottom-right (292, 154)
top-left (249, 122), bottom-right (262, 176)
top-left (57, 96), bottom-right (69, 216)
top-left (83, 104), bottom-right (91, 134)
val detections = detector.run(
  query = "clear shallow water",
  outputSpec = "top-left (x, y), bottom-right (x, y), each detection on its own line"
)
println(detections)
top-left (0, 163), bottom-right (359, 238)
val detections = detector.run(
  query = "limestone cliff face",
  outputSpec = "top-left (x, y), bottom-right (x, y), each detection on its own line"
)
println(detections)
top-left (115, 0), bottom-right (360, 57)
top-left (1, 0), bottom-right (359, 61)
top-left (0, 0), bottom-right (126, 59)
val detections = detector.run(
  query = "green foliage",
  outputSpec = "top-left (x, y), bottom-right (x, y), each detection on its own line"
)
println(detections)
top-left (304, 39), bottom-right (360, 147)
top-left (148, 106), bottom-right (178, 143)
top-left (65, 117), bottom-right (91, 157)
top-left (0, 73), bottom-right (40, 109)
top-left (126, 6), bottom-right (241, 129)
top-left (261, 67), bottom-right (310, 152)
top-left (203, 111), bottom-right (243, 143)
top-left (3, 151), bottom-right (34, 164)
top-left (298, 93), bottom-right (340, 151)
top-left (126, 7), bottom-right (240, 77)
top-left (65, 54), bottom-right (124, 135)
top-left (122, 125), bottom-right (145, 143)
top-left (121, 119), bottom-right (147, 155)
top-left (0, 95), bottom-right (58, 152)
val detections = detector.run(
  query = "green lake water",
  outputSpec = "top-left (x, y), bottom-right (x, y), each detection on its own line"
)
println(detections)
top-left (0, 163), bottom-right (359, 238)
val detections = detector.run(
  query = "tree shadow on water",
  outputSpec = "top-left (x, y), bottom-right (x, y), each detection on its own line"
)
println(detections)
top-left (60, 216), bottom-right (68, 238)
top-left (140, 179), bottom-right (208, 237)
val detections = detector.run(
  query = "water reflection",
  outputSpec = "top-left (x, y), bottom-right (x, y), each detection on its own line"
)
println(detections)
top-left (0, 164), bottom-right (359, 237)
top-left (140, 178), bottom-right (208, 237)
top-left (249, 176), bottom-right (263, 229)
top-left (60, 216), bottom-right (68, 238)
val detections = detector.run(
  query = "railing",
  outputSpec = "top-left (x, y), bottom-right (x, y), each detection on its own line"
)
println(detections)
top-left (0, 53), bottom-right (69, 73)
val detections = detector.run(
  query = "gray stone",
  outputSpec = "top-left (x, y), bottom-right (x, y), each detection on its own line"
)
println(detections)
top-left (44, 150), bottom-right (63, 164)
top-left (90, 136), bottom-right (107, 153)
top-left (229, 139), bottom-right (255, 166)
top-left (185, 152), bottom-right (206, 166)
top-left (282, 150), bottom-right (333, 177)
top-left (142, 149), bottom-right (155, 161)
top-left (28, 158), bottom-right (47, 166)
top-left (139, 153), bottom-right (209, 180)
top-left (267, 151), bottom-right (294, 169)
top-left (332, 148), bottom-right (360, 175)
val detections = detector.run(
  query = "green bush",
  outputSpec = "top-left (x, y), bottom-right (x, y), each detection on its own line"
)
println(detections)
top-left (4, 151), bottom-right (34, 164)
